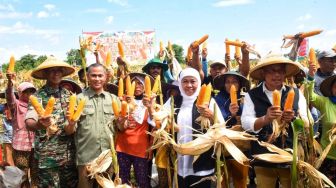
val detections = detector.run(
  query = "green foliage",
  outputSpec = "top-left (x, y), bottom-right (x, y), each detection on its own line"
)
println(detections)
top-left (1, 54), bottom-right (47, 72)
top-left (66, 49), bottom-right (82, 66)
top-left (172, 44), bottom-right (185, 64)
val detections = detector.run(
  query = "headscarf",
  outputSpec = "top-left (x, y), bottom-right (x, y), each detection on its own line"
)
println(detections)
top-left (177, 67), bottom-right (201, 101)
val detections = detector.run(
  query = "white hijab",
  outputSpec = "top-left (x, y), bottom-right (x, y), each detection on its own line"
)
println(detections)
top-left (177, 67), bottom-right (201, 102)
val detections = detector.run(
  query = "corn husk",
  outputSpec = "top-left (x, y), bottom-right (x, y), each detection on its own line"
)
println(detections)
top-left (86, 149), bottom-right (112, 178)
top-left (254, 142), bottom-right (335, 188)
top-left (95, 174), bottom-right (131, 188)
top-left (314, 125), bottom-right (336, 169)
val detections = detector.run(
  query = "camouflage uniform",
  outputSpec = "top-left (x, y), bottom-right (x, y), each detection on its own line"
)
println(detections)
top-left (25, 85), bottom-right (78, 188)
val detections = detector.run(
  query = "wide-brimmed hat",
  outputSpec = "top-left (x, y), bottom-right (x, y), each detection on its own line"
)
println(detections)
top-left (213, 71), bottom-right (250, 91)
top-left (249, 54), bottom-right (301, 81)
top-left (209, 59), bottom-right (227, 68)
top-left (142, 58), bottom-right (168, 73)
top-left (60, 79), bottom-right (82, 94)
top-left (105, 83), bottom-right (118, 96)
top-left (17, 82), bottom-right (36, 93)
top-left (31, 56), bottom-right (75, 79)
top-left (320, 75), bottom-right (336, 97)
top-left (129, 72), bottom-right (155, 86)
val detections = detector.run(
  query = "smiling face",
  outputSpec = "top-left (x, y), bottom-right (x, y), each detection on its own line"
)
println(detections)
top-left (181, 76), bottom-right (198, 96)
top-left (46, 67), bottom-right (63, 87)
top-left (262, 64), bottom-right (286, 91)
top-left (133, 78), bottom-right (144, 96)
top-left (149, 65), bottom-right (162, 79)
top-left (87, 65), bottom-right (107, 92)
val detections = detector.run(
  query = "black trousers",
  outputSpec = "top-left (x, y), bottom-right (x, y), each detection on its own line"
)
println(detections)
top-left (178, 174), bottom-right (212, 188)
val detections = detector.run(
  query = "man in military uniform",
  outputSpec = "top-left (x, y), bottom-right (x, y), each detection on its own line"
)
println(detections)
top-left (25, 56), bottom-right (78, 188)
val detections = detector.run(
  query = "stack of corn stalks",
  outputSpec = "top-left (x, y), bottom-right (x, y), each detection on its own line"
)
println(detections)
top-left (85, 135), bottom-right (131, 188)
top-left (314, 124), bottom-right (336, 169)
top-left (254, 141), bottom-right (335, 188)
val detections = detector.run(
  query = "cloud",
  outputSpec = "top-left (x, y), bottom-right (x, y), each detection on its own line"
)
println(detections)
top-left (85, 8), bottom-right (107, 13)
top-left (296, 24), bottom-right (305, 30)
top-left (107, 0), bottom-right (128, 7)
top-left (0, 22), bottom-right (61, 45)
top-left (212, 0), bottom-right (253, 7)
top-left (325, 29), bottom-right (336, 36)
top-left (37, 4), bottom-right (59, 18)
top-left (37, 11), bottom-right (49, 18)
top-left (0, 3), bottom-right (33, 19)
top-left (44, 4), bottom-right (55, 11)
top-left (297, 13), bottom-right (312, 21)
top-left (105, 16), bottom-right (114, 24)
top-left (0, 4), bottom-right (14, 11)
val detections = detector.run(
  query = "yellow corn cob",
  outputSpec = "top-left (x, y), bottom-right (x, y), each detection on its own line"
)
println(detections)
top-left (225, 38), bottom-right (230, 55)
top-left (118, 78), bottom-right (124, 98)
top-left (118, 41), bottom-right (125, 58)
top-left (187, 46), bottom-right (193, 61)
top-left (7, 55), bottom-right (15, 73)
top-left (168, 41), bottom-right (173, 52)
top-left (197, 34), bottom-right (209, 45)
top-left (284, 89), bottom-right (295, 111)
top-left (72, 98), bottom-right (86, 121)
top-left (29, 95), bottom-right (45, 116)
top-left (159, 41), bottom-right (164, 53)
top-left (126, 76), bottom-right (132, 96)
top-left (309, 48), bottom-right (317, 65)
top-left (225, 40), bottom-right (244, 47)
top-left (44, 97), bottom-right (56, 116)
top-left (300, 30), bottom-right (323, 38)
top-left (120, 101), bottom-right (128, 117)
top-left (105, 51), bottom-right (112, 67)
top-left (230, 85), bottom-right (237, 104)
top-left (68, 94), bottom-right (76, 119)
top-left (273, 90), bottom-right (281, 107)
top-left (196, 84), bottom-right (207, 106)
top-left (202, 84), bottom-right (212, 105)
top-left (151, 75), bottom-right (160, 94)
top-left (112, 98), bottom-right (119, 117)
top-left (129, 81), bottom-right (135, 97)
top-left (144, 75), bottom-right (151, 97)
top-left (235, 39), bottom-right (241, 58)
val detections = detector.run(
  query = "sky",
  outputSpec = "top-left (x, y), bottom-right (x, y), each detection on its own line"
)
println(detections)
top-left (0, 0), bottom-right (335, 64)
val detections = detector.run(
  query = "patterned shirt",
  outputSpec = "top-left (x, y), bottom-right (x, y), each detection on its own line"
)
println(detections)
top-left (75, 88), bottom-right (116, 165)
top-left (7, 87), bottom-right (34, 151)
top-left (25, 85), bottom-right (76, 169)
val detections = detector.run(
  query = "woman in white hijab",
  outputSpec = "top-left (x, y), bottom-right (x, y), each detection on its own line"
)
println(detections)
top-left (161, 67), bottom-right (224, 188)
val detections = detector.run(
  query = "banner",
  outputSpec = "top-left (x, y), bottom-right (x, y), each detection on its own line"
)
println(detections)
top-left (82, 30), bottom-right (155, 65)
top-left (298, 38), bottom-right (309, 61)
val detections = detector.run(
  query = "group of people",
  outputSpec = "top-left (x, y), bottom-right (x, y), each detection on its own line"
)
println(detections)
top-left (0, 41), bottom-right (335, 188)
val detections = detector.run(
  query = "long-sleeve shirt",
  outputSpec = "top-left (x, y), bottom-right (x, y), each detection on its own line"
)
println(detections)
top-left (241, 82), bottom-right (308, 133)
top-left (163, 97), bottom-right (224, 177)
top-left (6, 87), bottom-right (34, 151)
top-left (306, 80), bottom-right (336, 160)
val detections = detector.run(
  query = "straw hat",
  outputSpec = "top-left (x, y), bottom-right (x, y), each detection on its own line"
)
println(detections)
top-left (31, 56), bottom-right (75, 79)
top-left (249, 54), bottom-right (301, 81)
top-left (320, 75), bottom-right (336, 97)
top-left (213, 71), bottom-right (250, 91)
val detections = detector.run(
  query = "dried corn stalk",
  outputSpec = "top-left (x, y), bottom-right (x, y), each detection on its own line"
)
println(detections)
top-left (314, 125), bottom-right (336, 169)
top-left (86, 149), bottom-right (112, 178)
top-left (254, 142), bottom-right (335, 188)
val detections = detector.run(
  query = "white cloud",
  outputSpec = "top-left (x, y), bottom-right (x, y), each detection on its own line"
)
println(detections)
top-left (296, 24), bottom-right (305, 30)
top-left (212, 0), bottom-right (253, 7)
top-left (105, 16), bottom-right (114, 24)
top-left (85, 8), bottom-right (107, 13)
top-left (107, 0), bottom-right (128, 7)
top-left (0, 22), bottom-right (61, 45)
top-left (0, 4), bottom-right (14, 11)
top-left (37, 11), bottom-right (49, 18)
top-left (44, 4), bottom-right (55, 11)
top-left (0, 3), bottom-right (33, 19)
top-left (325, 29), bottom-right (336, 36)
top-left (297, 13), bottom-right (312, 21)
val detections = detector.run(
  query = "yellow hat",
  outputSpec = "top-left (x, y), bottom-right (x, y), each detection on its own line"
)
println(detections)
top-left (249, 54), bottom-right (301, 81)
top-left (31, 56), bottom-right (75, 80)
